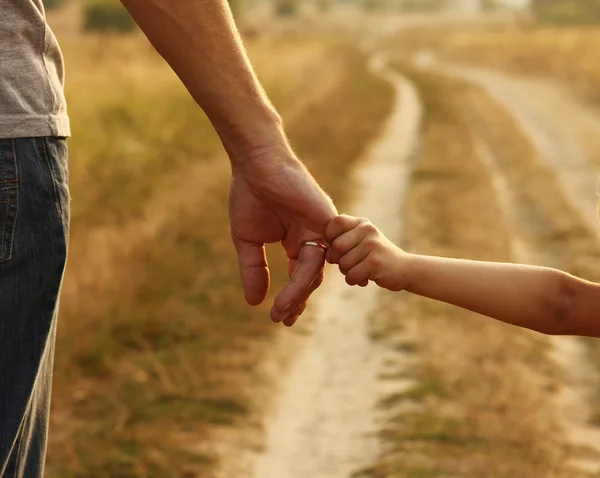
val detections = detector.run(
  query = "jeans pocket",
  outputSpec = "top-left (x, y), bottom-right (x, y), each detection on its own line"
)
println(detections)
top-left (0, 140), bottom-right (18, 262)
top-left (41, 137), bottom-right (70, 226)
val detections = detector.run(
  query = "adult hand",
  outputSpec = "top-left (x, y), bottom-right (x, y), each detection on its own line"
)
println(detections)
top-left (229, 144), bottom-right (337, 327)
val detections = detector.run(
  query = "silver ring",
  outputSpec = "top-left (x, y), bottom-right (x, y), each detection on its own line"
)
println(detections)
top-left (303, 241), bottom-right (327, 251)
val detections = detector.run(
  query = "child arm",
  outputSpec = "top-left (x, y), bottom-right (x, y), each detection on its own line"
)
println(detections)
top-left (404, 255), bottom-right (600, 336)
top-left (325, 215), bottom-right (600, 337)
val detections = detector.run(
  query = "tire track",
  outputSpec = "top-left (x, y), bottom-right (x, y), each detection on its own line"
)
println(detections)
top-left (440, 64), bottom-right (600, 232)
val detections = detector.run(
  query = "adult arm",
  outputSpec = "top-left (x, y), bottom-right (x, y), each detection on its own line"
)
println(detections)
top-left (121, 0), bottom-right (337, 325)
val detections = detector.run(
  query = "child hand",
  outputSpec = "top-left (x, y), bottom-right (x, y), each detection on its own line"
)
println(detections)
top-left (324, 215), bottom-right (410, 291)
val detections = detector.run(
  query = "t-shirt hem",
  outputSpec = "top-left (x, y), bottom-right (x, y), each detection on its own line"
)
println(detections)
top-left (0, 114), bottom-right (71, 139)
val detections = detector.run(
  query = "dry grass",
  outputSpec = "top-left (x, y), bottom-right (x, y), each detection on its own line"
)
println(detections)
top-left (361, 67), bottom-right (576, 478)
top-left (46, 21), bottom-right (393, 478)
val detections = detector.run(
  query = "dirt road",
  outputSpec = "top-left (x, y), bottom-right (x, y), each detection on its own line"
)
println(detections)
top-left (250, 56), bottom-right (422, 478)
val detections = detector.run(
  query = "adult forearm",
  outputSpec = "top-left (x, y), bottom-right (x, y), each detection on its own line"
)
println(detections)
top-left (404, 255), bottom-right (575, 335)
top-left (121, 0), bottom-right (287, 162)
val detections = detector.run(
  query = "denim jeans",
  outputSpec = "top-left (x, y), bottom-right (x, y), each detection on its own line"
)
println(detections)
top-left (0, 138), bottom-right (69, 478)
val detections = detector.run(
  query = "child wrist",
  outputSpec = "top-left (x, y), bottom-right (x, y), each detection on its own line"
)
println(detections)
top-left (402, 252), bottom-right (418, 292)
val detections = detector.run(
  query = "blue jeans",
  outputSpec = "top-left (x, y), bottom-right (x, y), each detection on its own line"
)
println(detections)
top-left (0, 138), bottom-right (69, 478)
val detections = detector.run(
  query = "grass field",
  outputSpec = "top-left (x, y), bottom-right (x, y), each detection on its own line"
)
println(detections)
top-left (46, 11), bottom-right (393, 478)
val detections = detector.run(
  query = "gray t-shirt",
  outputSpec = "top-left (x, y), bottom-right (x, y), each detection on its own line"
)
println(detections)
top-left (0, 0), bottom-right (70, 139)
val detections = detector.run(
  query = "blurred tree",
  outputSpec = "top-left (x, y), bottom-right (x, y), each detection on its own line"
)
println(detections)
top-left (532, 0), bottom-right (600, 24)
top-left (363, 0), bottom-right (384, 10)
top-left (481, 0), bottom-right (501, 10)
top-left (228, 0), bottom-right (246, 21)
top-left (84, 1), bottom-right (136, 33)
top-left (316, 0), bottom-right (334, 12)
top-left (399, 0), bottom-right (451, 11)
top-left (275, 0), bottom-right (298, 16)
top-left (43, 0), bottom-right (66, 10)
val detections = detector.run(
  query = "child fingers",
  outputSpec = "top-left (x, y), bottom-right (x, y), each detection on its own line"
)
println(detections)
top-left (327, 227), bottom-right (366, 264)
top-left (345, 261), bottom-right (372, 287)
top-left (338, 243), bottom-right (370, 275)
top-left (325, 215), bottom-right (362, 245)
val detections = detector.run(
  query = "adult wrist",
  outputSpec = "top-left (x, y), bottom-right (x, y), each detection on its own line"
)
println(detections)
top-left (217, 106), bottom-right (290, 166)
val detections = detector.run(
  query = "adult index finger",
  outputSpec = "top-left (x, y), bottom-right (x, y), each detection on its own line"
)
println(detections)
top-left (271, 244), bottom-right (326, 323)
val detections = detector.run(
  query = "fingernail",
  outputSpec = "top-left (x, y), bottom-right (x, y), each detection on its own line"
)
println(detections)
top-left (271, 311), bottom-right (283, 323)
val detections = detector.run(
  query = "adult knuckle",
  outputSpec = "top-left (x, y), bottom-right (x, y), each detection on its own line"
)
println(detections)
top-left (325, 218), bottom-right (341, 240)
